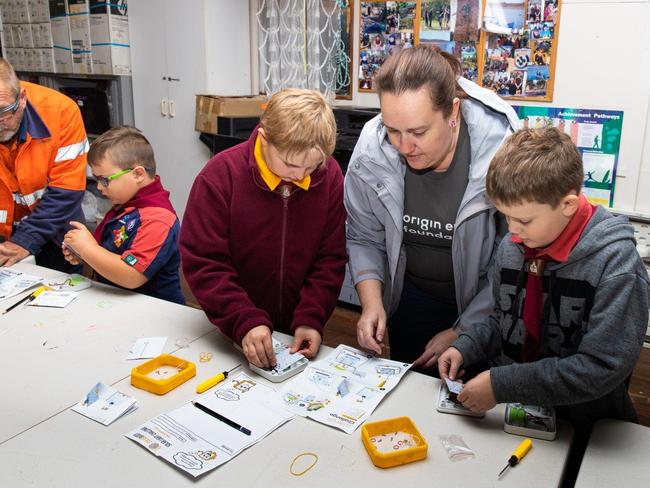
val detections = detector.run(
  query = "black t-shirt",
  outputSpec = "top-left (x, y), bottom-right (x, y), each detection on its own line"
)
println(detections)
top-left (402, 119), bottom-right (470, 303)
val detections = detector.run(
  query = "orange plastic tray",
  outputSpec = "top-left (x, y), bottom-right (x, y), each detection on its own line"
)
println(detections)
top-left (130, 354), bottom-right (196, 395)
top-left (361, 416), bottom-right (428, 468)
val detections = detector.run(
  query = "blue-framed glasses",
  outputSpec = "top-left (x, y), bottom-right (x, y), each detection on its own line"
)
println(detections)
top-left (0, 96), bottom-right (20, 121)
top-left (94, 168), bottom-right (133, 187)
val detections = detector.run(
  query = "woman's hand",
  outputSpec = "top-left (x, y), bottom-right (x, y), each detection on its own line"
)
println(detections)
top-left (356, 303), bottom-right (387, 356)
top-left (413, 328), bottom-right (458, 369)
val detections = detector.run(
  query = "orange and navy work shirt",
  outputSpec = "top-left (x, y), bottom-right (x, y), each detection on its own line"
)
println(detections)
top-left (0, 81), bottom-right (88, 253)
top-left (96, 206), bottom-right (184, 304)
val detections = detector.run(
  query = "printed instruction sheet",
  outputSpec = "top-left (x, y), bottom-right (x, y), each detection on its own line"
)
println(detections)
top-left (126, 373), bottom-right (293, 478)
top-left (266, 345), bottom-right (411, 433)
top-left (0, 267), bottom-right (42, 300)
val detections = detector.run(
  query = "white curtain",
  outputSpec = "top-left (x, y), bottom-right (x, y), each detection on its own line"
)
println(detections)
top-left (257, 0), bottom-right (341, 97)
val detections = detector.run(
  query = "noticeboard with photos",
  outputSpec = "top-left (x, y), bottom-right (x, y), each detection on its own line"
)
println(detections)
top-left (357, 0), bottom-right (560, 102)
top-left (479, 0), bottom-right (561, 101)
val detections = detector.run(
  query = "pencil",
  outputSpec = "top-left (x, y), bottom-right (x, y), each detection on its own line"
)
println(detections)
top-left (192, 401), bottom-right (252, 436)
top-left (2, 286), bottom-right (46, 315)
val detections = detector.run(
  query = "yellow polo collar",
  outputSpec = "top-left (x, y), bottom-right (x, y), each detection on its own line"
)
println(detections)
top-left (254, 134), bottom-right (310, 191)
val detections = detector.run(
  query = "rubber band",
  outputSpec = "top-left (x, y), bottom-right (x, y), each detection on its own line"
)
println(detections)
top-left (289, 452), bottom-right (318, 476)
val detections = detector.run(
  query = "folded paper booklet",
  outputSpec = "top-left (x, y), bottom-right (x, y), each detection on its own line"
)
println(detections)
top-left (266, 345), bottom-right (411, 434)
top-left (72, 382), bottom-right (138, 426)
top-left (27, 291), bottom-right (78, 308)
top-left (126, 372), bottom-right (294, 478)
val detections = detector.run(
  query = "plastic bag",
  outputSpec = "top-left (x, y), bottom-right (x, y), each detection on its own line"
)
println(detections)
top-left (439, 434), bottom-right (475, 462)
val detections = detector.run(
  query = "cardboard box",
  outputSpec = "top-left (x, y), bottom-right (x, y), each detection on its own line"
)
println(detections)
top-left (30, 22), bottom-right (40, 46)
top-left (66, 0), bottom-right (92, 73)
top-left (24, 47), bottom-right (36, 71)
top-left (0, 1), bottom-right (9, 25)
top-left (41, 47), bottom-right (54, 72)
top-left (195, 95), bottom-right (266, 134)
top-left (15, 0), bottom-right (29, 23)
top-left (5, 0), bottom-right (18, 24)
top-left (16, 22), bottom-right (32, 46)
top-left (28, 0), bottom-right (50, 22)
top-left (1, 24), bottom-right (15, 47)
top-left (89, 0), bottom-right (129, 75)
top-left (49, 0), bottom-right (72, 73)
top-left (38, 21), bottom-right (52, 47)
top-left (13, 47), bottom-right (25, 70)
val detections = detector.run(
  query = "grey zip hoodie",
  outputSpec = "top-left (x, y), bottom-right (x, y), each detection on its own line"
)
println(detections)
top-left (454, 206), bottom-right (650, 429)
top-left (344, 77), bottom-right (520, 330)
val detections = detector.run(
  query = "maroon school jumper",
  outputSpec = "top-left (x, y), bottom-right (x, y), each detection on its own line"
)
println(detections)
top-left (180, 128), bottom-right (347, 344)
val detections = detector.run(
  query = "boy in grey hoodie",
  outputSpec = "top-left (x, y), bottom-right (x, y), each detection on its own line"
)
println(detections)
top-left (439, 128), bottom-right (649, 434)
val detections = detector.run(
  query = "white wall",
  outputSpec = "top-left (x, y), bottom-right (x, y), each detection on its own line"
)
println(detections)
top-left (130, 0), bottom-right (251, 218)
top-left (204, 1), bottom-right (252, 95)
top-left (336, 0), bottom-right (650, 214)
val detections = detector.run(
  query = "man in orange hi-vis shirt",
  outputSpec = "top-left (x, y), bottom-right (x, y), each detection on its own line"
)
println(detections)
top-left (0, 59), bottom-right (88, 272)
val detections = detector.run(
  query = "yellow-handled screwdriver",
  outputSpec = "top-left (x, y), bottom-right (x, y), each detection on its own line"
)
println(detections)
top-left (498, 438), bottom-right (533, 479)
top-left (196, 364), bottom-right (241, 393)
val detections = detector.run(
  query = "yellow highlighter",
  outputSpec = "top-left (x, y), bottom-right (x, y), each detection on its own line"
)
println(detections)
top-left (498, 438), bottom-right (533, 478)
top-left (196, 364), bottom-right (241, 394)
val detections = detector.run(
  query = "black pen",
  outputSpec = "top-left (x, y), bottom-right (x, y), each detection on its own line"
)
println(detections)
top-left (192, 401), bottom-right (252, 436)
top-left (2, 286), bottom-right (46, 315)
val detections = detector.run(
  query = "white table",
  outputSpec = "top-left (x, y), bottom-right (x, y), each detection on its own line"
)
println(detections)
top-left (0, 263), bottom-right (214, 443)
top-left (575, 419), bottom-right (650, 487)
top-left (0, 264), bottom-right (574, 487)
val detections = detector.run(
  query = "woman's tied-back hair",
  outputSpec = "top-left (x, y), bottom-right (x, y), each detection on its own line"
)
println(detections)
top-left (374, 45), bottom-right (466, 117)
top-left (88, 126), bottom-right (157, 176)
top-left (260, 88), bottom-right (336, 158)
top-left (487, 128), bottom-right (584, 208)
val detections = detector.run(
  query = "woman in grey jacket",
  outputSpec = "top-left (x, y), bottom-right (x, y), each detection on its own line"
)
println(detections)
top-left (344, 46), bottom-right (520, 370)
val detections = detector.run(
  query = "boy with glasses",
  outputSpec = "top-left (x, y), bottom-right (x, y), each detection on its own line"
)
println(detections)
top-left (63, 126), bottom-right (184, 304)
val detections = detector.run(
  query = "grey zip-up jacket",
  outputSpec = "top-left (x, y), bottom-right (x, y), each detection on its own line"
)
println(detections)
top-left (344, 78), bottom-right (521, 332)
top-left (454, 207), bottom-right (649, 428)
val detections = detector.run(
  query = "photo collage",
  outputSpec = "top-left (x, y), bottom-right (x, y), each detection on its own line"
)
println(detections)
top-left (359, 2), bottom-right (417, 91)
top-left (481, 0), bottom-right (559, 100)
top-left (419, 1), bottom-right (481, 82)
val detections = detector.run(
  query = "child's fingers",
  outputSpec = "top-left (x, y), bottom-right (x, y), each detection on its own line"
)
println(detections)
top-left (448, 360), bottom-right (460, 380)
top-left (69, 221), bottom-right (86, 230)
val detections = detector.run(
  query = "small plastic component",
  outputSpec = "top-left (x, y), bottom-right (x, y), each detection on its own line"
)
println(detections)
top-left (130, 354), bottom-right (196, 395)
top-left (361, 416), bottom-right (428, 468)
top-left (237, 336), bottom-right (309, 383)
top-left (504, 403), bottom-right (557, 441)
top-left (436, 382), bottom-right (484, 418)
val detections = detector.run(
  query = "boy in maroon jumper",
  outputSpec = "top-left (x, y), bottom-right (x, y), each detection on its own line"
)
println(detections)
top-left (180, 88), bottom-right (347, 368)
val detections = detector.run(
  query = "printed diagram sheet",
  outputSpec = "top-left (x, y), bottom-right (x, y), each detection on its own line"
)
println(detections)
top-left (126, 373), bottom-right (293, 478)
top-left (267, 345), bottom-right (411, 433)
top-left (0, 267), bottom-right (42, 299)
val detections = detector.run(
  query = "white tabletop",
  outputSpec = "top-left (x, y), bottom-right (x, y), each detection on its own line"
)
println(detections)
top-left (0, 263), bottom-right (214, 443)
top-left (0, 287), bottom-right (573, 488)
top-left (574, 419), bottom-right (650, 487)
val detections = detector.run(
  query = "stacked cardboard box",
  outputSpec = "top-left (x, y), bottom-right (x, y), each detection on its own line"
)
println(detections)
top-left (49, 0), bottom-right (72, 73)
top-left (66, 0), bottom-right (91, 74)
top-left (89, 0), bottom-right (130, 75)
top-left (0, 0), bottom-right (53, 72)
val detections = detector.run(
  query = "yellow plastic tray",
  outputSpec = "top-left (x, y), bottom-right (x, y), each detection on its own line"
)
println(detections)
top-left (361, 416), bottom-right (428, 468)
top-left (131, 354), bottom-right (196, 395)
